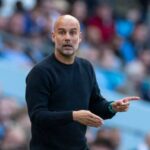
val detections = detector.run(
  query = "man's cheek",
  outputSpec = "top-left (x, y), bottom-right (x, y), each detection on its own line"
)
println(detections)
top-left (73, 39), bottom-right (79, 44)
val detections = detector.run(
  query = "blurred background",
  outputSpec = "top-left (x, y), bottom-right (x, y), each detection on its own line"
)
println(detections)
top-left (0, 0), bottom-right (150, 149)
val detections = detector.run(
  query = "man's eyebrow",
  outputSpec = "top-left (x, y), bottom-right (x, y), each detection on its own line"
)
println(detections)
top-left (57, 28), bottom-right (65, 31)
top-left (57, 28), bottom-right (78, 31)
top-left (70, 28), bottom-right (77, 31)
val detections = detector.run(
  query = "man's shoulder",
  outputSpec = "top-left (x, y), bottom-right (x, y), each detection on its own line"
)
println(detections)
top-left (36, 55), bottom-right (52, 68)
top-left (27, 55), bottom-right (52, 78)
top-left (76, 56), bottom-right (91, 65)
top-left (76, 56), bottom-right (93, 68)
top-left (76, 57), bottom-right (95, 79)
top-left (31, 54), bottom-right (54, 71)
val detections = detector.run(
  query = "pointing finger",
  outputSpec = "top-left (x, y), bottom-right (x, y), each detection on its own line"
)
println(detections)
top-left (124, 96), bottom-right (140, 102)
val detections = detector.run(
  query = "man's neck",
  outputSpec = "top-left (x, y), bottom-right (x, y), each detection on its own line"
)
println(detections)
top-left (54, 51), bottom-right (75, 65)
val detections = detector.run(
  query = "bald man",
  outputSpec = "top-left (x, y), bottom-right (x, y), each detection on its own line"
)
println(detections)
top-left (25, 15), bottom-right (140, 150)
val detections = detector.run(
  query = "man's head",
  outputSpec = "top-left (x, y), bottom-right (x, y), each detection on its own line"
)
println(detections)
top-left (51, 15), bottom-right (82, 57)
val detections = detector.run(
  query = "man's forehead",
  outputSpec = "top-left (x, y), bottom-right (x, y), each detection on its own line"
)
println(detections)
top-left (54, 15), bottom-right (80, 31)
top-left (56, 24), bottom-right (79, 31)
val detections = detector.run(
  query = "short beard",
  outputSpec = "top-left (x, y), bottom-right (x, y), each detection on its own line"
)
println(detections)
top-left (57, 47), bottom-right (77, 57)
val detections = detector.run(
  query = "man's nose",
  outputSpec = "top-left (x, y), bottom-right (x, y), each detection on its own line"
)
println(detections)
top-left (64, 33), bottom-right (71, 41)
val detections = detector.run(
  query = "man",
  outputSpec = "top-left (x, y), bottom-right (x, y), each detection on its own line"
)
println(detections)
top-left (25, 15), bottom-right (140, 150)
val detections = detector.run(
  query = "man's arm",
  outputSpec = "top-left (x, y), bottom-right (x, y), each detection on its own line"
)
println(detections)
top-left (88, 64), bottom-right (140, 118)
top-left (88, 65), bottom-right (116, 119)
top-left (89, 79), bottom-right (116, 119)
top-left (25, 66), bottom-right (73, 129)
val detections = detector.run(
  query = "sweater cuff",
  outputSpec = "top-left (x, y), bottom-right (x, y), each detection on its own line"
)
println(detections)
top-left (108, 102), bottom-right (117, 114)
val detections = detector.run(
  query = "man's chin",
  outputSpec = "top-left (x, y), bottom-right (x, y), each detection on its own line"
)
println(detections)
top-left (62, 50), bottom-right (75, 56)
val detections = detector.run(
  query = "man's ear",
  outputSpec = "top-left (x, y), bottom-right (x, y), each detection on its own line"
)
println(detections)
top-left (51, 32), bottom-right (55, 43)
top-left (79, 32), bottom-right (82, 43)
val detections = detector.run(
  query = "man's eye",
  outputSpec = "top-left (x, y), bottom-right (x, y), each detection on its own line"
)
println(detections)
top-left (59, 31), bottom-right (65, 35)
top-left (70, 31), bottom-right (76, 35)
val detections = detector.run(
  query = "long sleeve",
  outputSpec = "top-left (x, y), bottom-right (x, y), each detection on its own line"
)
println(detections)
top-left (26, 55), bottom-right (115, 150)
top-left (89, 66), bottom-right (116, 119)
top-left (25, 66), bottom-right (73, 129)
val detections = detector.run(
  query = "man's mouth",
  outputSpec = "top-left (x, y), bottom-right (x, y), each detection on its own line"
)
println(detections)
top-left (63, 44), bottom-right (73, 48)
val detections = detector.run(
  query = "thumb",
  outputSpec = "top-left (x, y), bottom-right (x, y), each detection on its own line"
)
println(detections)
top-left (112, 101), bottom-right (122, 106)
top-left (123, 99), bottom-right (129, 103)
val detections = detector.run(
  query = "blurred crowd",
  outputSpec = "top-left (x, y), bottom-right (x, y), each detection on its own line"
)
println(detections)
top-left (86, 127), bottom-right (150, 150)
top-left (0, 0), bottom-right (150, 101)
top-left (0, 0), bottom-right (150, 149)
top-left (0, 97), bottom-right (31, 150)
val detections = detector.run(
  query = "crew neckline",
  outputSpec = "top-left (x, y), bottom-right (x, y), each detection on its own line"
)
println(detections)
top-left (51, 53), bottom-right (76, 67)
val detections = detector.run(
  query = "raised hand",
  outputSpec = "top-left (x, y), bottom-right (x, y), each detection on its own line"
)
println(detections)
top-left (111, 96), bottom-right (140, 112)
top-left (73, 110), bottom-right (104, 127)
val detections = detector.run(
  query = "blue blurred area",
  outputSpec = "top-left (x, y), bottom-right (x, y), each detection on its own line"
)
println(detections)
top-left (0, 59), bottom-right (29, 105)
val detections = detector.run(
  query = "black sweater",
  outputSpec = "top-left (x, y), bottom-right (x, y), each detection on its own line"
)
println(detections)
top-left (25, 54), bottom-right (115, 150)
